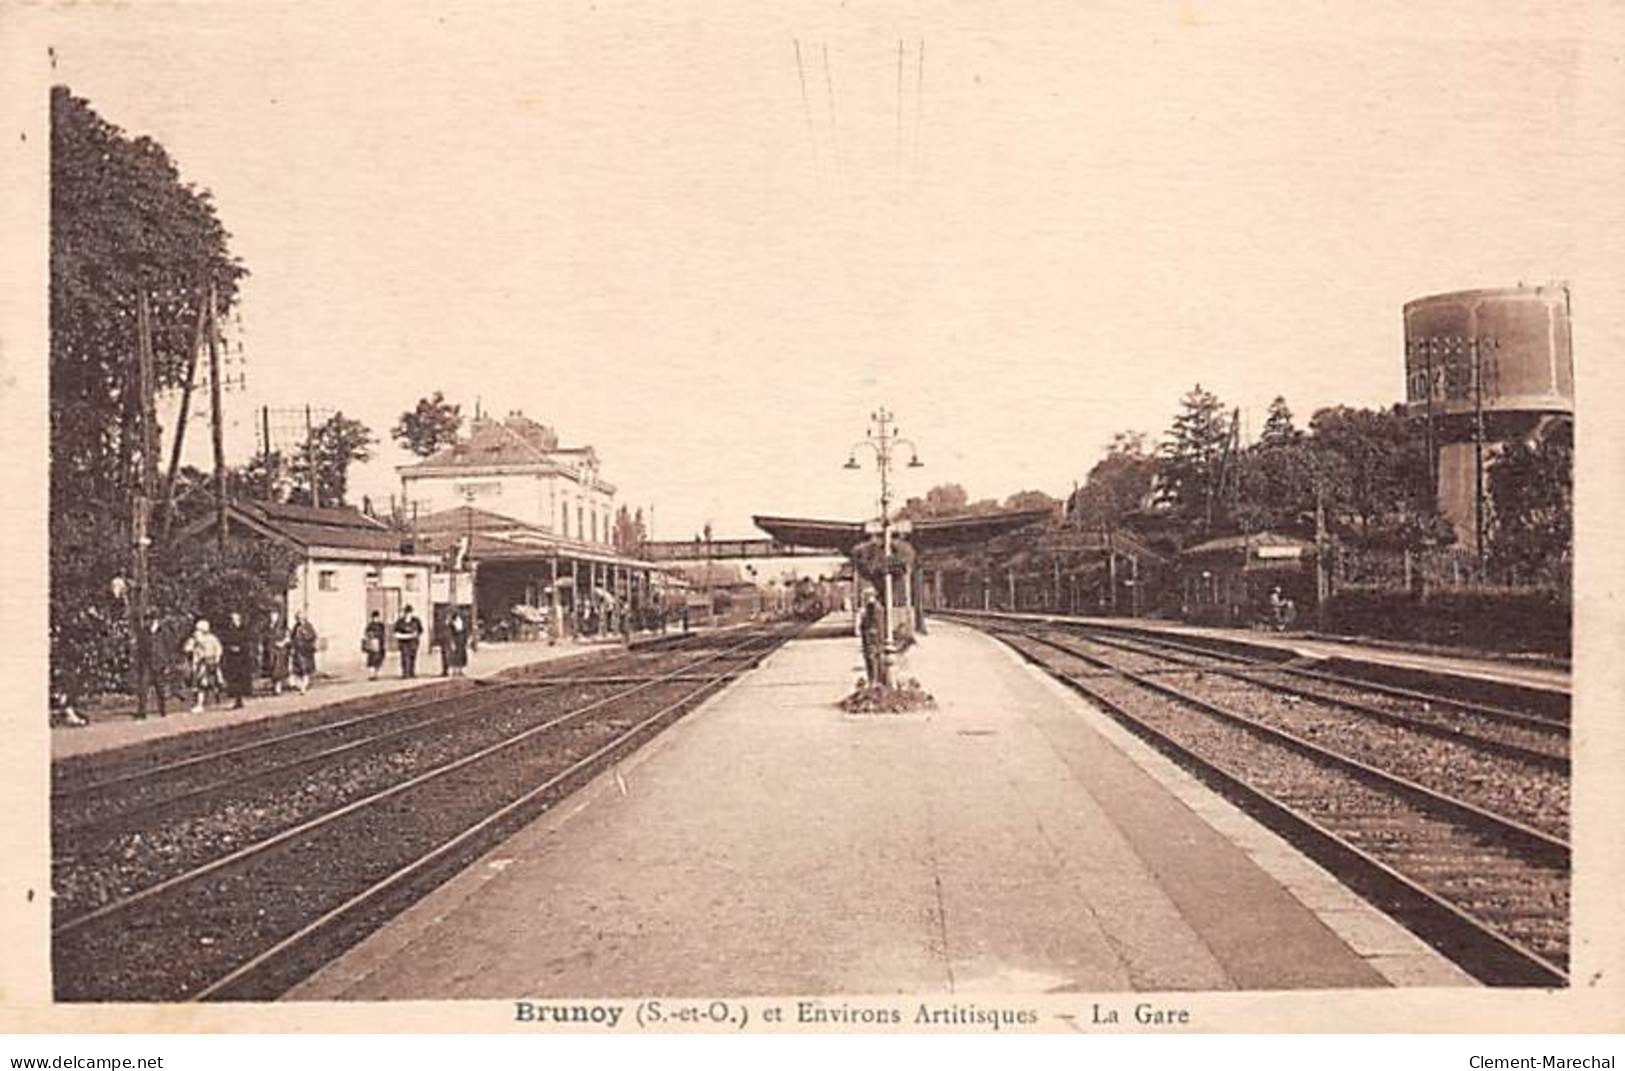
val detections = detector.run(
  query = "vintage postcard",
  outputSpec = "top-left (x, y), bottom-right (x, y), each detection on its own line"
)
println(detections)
top-left (1, 0), bottom-right (1622, 1038)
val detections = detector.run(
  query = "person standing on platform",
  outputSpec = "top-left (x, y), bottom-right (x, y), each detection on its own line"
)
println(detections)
top-left (393, 605), bottom-right (423, 678)
top-left (445, 609), bottom-right (470, 676)
top-left (263, 609), bottom-right (291, 696)
top-left (218, 610), bottom-right (252, 710)
top-left (859, 591), bottom-right (883, 685)
top-left (289, 612), bottom-right (318, 694)
top-left (135, 613), bottom-right (170, 717)
top-left (362, 611), bottom-right (387, 681)
top-left (183, 618), bottom-right (223, 713)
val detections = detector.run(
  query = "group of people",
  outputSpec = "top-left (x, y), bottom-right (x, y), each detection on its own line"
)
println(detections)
top-left (362, 605), bottom-right (471, 680)
top-left (135, 609), bottom-right (320, 718)
top-left (56, 602), bottom-right (479, 727)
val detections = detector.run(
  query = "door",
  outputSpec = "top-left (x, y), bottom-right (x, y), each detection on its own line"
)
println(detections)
top-left (367, 587), bottom-right (403, 650)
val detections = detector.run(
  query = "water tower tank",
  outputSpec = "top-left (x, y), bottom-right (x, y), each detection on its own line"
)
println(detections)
top-left (1400, 285), bottom-right (1573, 555)
top-left (1403, 285), bottom-right (1573, 422)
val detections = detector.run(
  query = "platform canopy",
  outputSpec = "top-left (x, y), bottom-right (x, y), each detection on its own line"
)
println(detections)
top-left (752, 509), bottom-right (1052, 553)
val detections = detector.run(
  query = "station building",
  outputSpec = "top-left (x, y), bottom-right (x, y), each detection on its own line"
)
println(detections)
top-left (398, 411), bottom-right (618, 548)
top-left (398, 412), bottom-right (671, 640)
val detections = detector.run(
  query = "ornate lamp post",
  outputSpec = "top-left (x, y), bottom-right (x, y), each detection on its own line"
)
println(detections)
top-left (844, 406), bottom-right (923, 686)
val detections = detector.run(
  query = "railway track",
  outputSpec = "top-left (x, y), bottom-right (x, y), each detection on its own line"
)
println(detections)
top-left (51, 631), bottom-right (712, 838)
top-left (51, 624), bottom-right (795, 1002)
top-left (948, 615), bottom-right (1569, 987)
top-left (1068, 629), bottom-right (1570, 772)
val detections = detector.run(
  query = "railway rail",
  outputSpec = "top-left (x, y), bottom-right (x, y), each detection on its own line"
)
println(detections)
top-left (52, 631), bottom-right (710, 838)
top-left (940, 612), bottom-right (1570, 987)
top-left (51, 623), bottom-right (796, 1002)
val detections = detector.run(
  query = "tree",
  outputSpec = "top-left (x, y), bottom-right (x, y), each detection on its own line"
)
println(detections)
top-left (50, 86), bottom-right (247, 511)
top-left (1068, 431), bottom-right (1156, 529)
top-left (1232, 442), bottom-right (1319, 535)
top-left (1260, 396), bottom-right (1301, 448)
top-left (898, 483), bottom-right (971, 520)
top-left (613, 505), bottom-right (648, 553)
top-left (393, 392), bottom-right (463, 458)
top-left (50, 86), bottom-right (249, 701)
top-left (291, 413), bottom-right (376, 507)
top-left (1156, 384), bottom-right (1236, 541)
top-left (1004, 489), bottom-right (1060, 514)
top-left (1488, 420), bottom-right (1572, 586)
top-left (1304, 405), bottom-right (1436, 544)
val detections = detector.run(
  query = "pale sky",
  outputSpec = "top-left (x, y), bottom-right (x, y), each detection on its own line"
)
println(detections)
top-left (29, 1), bottom-right (1593, 539)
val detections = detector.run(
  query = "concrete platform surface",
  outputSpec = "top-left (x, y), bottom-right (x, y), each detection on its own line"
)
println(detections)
top-left (53, 636), bottom-right (625, 762)
top-left (291, 618), bottom-right (1470, 1000)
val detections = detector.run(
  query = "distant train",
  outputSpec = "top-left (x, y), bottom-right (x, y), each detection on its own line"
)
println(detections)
top-left (791, 577), bottom-right (827, 622)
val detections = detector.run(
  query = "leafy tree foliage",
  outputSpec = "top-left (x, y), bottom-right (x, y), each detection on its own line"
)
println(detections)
top-left (1231, 442), bottom-right (1319, 536)
top-left (50, 85), bottom-right (246, 508)
top-left (393, 392), bottom-right (463, 458)
top-left (1259, 395), bottom-right (1301, 448)
top-left (1155, 384), bottom-right (1236, 539)
top-left (1488, 420), bottom-right (1572, 586)
top-left (898, 483), bottom-right (970, 519)
top-left (273, 413), bottom-right (377, 507)
top-left (1068, 431), bottom-right (1156, 529)
top-left (50, 86), bottom-right (261, 700)
top-left (1304, 405), bottom-right (1440, 545)
top-left (613, 505), bottom-right (648, 554)
top-left (1003, 489), bottom-right (1060, 514)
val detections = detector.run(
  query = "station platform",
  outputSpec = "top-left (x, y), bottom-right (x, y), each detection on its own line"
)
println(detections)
top-left (291, 617), bottom-right (1470, 1000)
top-left (53, 635), bottom-right (635, 763)
top-left (938, 610), bottom-right (1570, 696)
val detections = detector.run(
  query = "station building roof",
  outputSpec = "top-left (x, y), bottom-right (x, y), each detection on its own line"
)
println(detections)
top-left (1179, 531), bottom-right (1315, 562)
top-left (182, 499), bottom-right (438, 564)
top-left (752, 509), bottom-right (1052, 553)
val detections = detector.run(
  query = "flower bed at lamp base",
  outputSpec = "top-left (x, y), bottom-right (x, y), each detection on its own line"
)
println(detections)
top-left (838, 677), bottom-right (936, 714)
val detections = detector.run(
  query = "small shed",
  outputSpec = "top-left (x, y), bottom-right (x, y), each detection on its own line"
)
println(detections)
top-left (184, 499), bottom-right (439, 666)
top-left (1178, 532), bottom-right (1317, 626)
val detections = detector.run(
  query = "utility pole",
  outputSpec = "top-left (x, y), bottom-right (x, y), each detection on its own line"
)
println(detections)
top-left (159, 287), bottom-right (208, 540)
top-left (1314, 484), bottom-right (1330, 629)
top-left (261, 405), bottom-right (274, 499)
top-left (206, 281), bottom-right (227, 552)
top-left (129, 290), bottom-right (160, 716)
top-left (305, 404), bottom-right (320, 509)
top-left (1471, 336), bottom-right (1496, 576)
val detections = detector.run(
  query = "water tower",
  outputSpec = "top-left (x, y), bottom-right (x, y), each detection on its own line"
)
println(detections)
top-left (1402, 285), bottom-right (1574, 557)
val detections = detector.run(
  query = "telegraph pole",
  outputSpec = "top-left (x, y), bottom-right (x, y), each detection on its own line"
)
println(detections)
top-left (159, 288), bottom-right (208, 540)
top-left (207, 281), bottom-right (227, 552)
top-left (130, 290), bottom-right (160, 716)
top-left (305, 404), bottom-right (320, 509)
top-left (1471, 336), bottom-right (1496, 576)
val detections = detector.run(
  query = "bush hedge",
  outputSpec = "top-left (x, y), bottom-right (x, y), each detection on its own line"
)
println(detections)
top-left (1323, 588), bottom-right (1570, 657)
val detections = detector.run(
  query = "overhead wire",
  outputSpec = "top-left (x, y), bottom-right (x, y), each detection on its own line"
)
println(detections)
top-left (793, 39), bottom-right (821, 183)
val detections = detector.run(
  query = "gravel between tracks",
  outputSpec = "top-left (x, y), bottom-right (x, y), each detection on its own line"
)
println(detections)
top-left (52, 631), bottom-right (785, 1001)
top-left (1003, 633), bottom-right (1570, 970)
top-left (1035, 630), bottom-right (1570, 838)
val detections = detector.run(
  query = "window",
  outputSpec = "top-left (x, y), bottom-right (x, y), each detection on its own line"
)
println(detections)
top-left (577, 506), bottom-right (584, 541)
top-left (404, 573), bottom-right (419, 591)
top-left (562, 502), bottom-right (570, 537)
top-left (318, 570), bottom-right (338, 592)
top-left (591, 511), bottom-right (598, 543)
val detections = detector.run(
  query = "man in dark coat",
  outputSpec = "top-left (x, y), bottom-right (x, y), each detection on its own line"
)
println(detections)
top-left (217, 610), bottom-right (253, 709)
top-left (859, 592), bottom-right (884, 685)
top-left (393, 605), bottom-right (424, 678)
